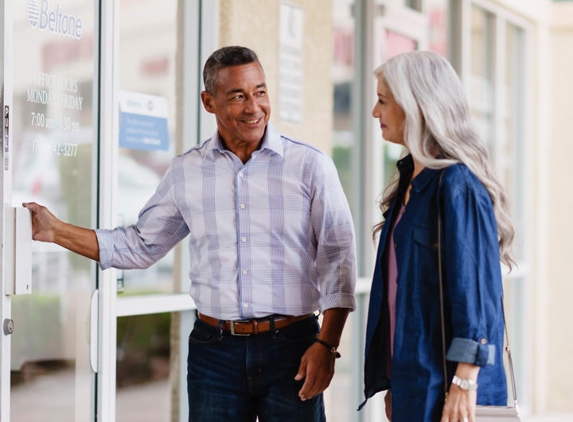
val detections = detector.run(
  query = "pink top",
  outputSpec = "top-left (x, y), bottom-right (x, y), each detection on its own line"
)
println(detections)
top-left (383, 204), bottom-right (405, 377)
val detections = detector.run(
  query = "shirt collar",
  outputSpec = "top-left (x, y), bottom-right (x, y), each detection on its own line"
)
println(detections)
top-left (210, 122), bottom-right (284, 158)
top-left (397, 154), bottom-right (439, 192)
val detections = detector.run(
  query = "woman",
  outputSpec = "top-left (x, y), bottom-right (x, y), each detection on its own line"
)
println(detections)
top-left (360, 51), bottom-right (515, 422)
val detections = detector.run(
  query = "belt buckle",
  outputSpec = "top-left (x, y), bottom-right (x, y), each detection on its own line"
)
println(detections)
top-left (230, 320), bottom-right (251, 336)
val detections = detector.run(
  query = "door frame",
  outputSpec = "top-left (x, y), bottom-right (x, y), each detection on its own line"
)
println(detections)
top-left (0, 0), bottom-right (14, 419)
top-left (95, 1), bottom-right (219, 421)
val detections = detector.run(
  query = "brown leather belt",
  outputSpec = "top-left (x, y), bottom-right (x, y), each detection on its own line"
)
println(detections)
top-left (198, 313), bottom-right (313, 336)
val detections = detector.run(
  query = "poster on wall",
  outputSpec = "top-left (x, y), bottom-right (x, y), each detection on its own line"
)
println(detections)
top-left (278, 2), bottom-right (304, 124)
top-left (118, 91), bottom-right (170, 151)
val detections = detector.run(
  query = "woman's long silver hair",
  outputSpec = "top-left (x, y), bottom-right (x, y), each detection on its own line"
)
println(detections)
top-left (374, 50), bottom-right (515, 269)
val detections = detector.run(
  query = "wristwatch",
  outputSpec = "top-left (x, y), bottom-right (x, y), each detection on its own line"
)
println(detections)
top-left (452, 375), bottom-right (478, 391)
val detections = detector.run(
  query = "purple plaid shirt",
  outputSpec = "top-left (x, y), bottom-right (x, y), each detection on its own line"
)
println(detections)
top-left (96, 123), bottom-right (356, 319)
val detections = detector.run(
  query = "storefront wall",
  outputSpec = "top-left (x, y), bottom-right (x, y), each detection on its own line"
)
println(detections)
top-left (548, 1), bottom-right (573, 414)
top-left (215, 0), bottom-right (573, 419)
top-left (218, 0), bottom-right (334, 153)
top-left (1, 0), bottom-right (572, 420)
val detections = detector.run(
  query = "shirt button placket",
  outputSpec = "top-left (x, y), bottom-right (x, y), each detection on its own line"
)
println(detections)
top-left (236, 169), bottom-right (251, 317)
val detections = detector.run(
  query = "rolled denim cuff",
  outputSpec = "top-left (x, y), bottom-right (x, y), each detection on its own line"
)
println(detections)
top-left (446, 337), bottom-right (496, 367)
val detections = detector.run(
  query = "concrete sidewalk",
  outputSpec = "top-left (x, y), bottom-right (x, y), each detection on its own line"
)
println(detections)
top-left (10, 366), bottom-right (573, 421)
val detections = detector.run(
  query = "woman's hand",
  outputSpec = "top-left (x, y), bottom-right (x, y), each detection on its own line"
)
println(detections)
top-left (441, 362), bottom-right (479, 422)
top-left (440, 383), bottom-right (477, 422)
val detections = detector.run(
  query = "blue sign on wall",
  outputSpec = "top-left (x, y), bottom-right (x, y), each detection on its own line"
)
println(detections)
top-left (119, 91), bottom-right (169, 151)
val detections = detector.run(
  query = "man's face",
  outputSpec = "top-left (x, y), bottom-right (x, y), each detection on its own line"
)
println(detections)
top-left (201, 62), bottom-right (271, 148)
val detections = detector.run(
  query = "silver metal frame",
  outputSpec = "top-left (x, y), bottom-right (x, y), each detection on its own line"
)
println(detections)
top-left (0, 0), bottom-right (13, 420)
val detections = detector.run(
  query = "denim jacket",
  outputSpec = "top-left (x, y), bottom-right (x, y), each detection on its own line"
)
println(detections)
top-left (361, 156), bottom-right (508, 421)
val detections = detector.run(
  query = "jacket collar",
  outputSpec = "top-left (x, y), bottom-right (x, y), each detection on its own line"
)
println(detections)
top-left (398, 154), bottom-right (440, 193)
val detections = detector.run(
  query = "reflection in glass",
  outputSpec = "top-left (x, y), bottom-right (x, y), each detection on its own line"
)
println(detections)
top-left (116, 313), bottom-right (174, 422)
top-left (10, 1), bottom-right (96, 420)
top-left (117, 0), bottom-right (180, 295)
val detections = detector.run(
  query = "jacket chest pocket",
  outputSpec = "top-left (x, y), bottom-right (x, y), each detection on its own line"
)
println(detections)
top-left (412, 224), bottom-right (439, 285)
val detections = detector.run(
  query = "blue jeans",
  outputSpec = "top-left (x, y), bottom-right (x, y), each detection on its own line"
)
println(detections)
top-left (187, 315), bottom-right (326, 422)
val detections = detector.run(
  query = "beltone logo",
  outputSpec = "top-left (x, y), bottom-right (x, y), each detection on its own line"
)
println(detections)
top-left (27, 0), bottom-right (83, 39)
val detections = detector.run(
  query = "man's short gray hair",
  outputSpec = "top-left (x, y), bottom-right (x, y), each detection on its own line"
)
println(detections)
top-left (203, 46), bottom-right (261, 95)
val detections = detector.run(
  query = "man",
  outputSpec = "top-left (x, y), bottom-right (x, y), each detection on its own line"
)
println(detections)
top-left (24, 46), bottom-right (356, 421)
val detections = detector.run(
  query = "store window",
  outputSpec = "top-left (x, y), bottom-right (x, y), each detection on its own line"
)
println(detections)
top-left (331, 0), bottom-right (357, 226)
top-left (470, 6), bottom-right (495, 157)
top-left (329, 1), bottom-right (450, 421)
top-left (464, 1), bottom-right (530, 408)
top-left (10, 0), bottom-right (96, 419)
top-left (467, 4), bottom-right (528, 264)
top-left (114, 1), bottom-right (199, 421)
top-left (116, 0), bottom-right (180, 295)
top-left (504, 22), bottom-right (527, 261)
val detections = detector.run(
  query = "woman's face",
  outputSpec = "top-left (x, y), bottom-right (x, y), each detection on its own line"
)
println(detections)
top-left (372, 76), bottom-right (406, 146)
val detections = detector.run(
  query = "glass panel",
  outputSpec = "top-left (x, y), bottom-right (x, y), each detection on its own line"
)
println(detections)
top-left (381, 31), bottom-right (416, 188)
top-left (504, 23), bottom-right (526, 261)
top-left (116, 313), bottom-right (175, 422)
top-left (323, 298), bottom-right (371, 421)
top-left (117, 0), bottom-right (180, 294)
top-left (323, 313), bottom-right (352, 421)
top-left (427, 0), bottom-right (449, 56)
top-left (384, 30), bottom-right (417, 61)
top-left (329, 2), bottom-right (357, 418)
top-left (469, 6), bottom-right (495, 158)
top-left (503, 25), bottom-right (527, 405)
top-left (10, 0), bottom-right (96, 420)
top-left (331, 0), bottom-right (356, 220)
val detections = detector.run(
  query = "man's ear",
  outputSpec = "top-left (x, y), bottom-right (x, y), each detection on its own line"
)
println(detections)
top-left (201, 91), bottom-right (215, 114)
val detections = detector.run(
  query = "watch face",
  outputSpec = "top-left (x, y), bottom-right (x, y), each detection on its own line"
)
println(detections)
top-left (453, 376), bottom-right (477, 390)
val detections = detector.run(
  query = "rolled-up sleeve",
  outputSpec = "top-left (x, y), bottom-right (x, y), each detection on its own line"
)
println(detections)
top-left (442, 167), bottom-right (503, 367)
top-left (446, 337), bottom-right (496, 366)
top-left (311, 155), bottom-right (357, 312)
top-left (96, 166), bottom-right (190, 271)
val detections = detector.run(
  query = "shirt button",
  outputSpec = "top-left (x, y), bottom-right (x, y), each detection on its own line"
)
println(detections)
top-left (480, 338), bottom-right (487, 345)
top-left (242, 270), bottom-right (248, 275)
top-left (240, 204), bottom-right (246, 209)
top-left (241, 237), bottom-right (247, 243)
top-left (238, 172), bottom-right (244, 178)
top-left (394, 243), bottom-right (398, 248)
top-left (243, 303), bottom-right (249, 308)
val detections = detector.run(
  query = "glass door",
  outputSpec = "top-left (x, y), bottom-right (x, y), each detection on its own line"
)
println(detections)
top-left (112, 1), bottom-right (204, 421)
top-left (1, 0), bottom-right (97, 421)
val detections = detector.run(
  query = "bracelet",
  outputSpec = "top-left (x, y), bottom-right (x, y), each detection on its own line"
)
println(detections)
top-left (314, 338), bottom-right (341, 358)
